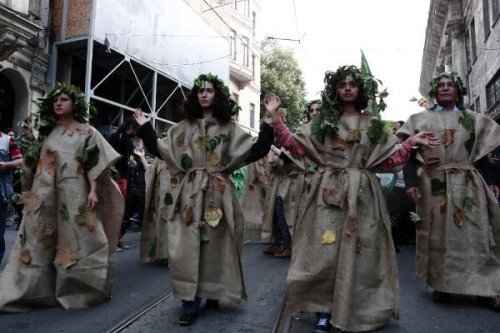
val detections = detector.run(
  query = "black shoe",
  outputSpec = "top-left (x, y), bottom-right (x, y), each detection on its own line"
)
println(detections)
top-left (205, 299), bottom-right (219, 310)
top-left (179, 312), bottom-right (198, 326)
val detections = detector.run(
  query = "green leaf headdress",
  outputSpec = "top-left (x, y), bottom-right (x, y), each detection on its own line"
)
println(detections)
top-left (312, 51), bottom-right (388, 143)
top-left (428, 71), bottom-right (467, 109)
top-left (193, 73), bottom-right (240, 116)
top-left (24, 82), bottom-right (96, 169)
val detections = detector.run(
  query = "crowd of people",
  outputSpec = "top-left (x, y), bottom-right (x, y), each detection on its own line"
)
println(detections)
top-left (0, 67), bottom-right (499, 333)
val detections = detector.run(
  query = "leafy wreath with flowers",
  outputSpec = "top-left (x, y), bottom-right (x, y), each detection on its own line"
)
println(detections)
top-left (23, 82), bottom-right (95, 169)
top-left (193, 73), bottom-right (241, 116)
top-left (311, 62), bottom-right (389, 144)
top-left (428, 71), bottom-right (467, 109)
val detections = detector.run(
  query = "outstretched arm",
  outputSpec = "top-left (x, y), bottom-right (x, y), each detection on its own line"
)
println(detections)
top-left (133, 109), bottom-right (161, 159)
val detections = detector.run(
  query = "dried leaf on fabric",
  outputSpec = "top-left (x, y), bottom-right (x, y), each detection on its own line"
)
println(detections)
top-left (75, 155), bottom-right (85, 174)
top-left (248, 184), bottom-right (255, 191)
top-left (54, 242), bottom-right (77, 269)
top-left (19, 227), bottom-right (27, 247)
top-left (359, 156), bottom-right (368, 169)
top-left (447, 168), bottom-right (461, 174)
top-left (465, 170), bottom-right (474, 186)
top-left (59, 203), bottom-right (69, 221)
top-left (330, 137), bottom-right (346, 150)
top-left (204, 205), bottom-right (223, 228)
top-left (213, 176), bottom-right (226, 193)
top-left (345, 215), bottom-right (358, 236)
top-left (440, 196), bottom-right (447, 214)
top-left (453, 208), bottom-right (465, 227)
top-left (441, 129), bottom-right (456, 146)
top-left (322, 230), bottom-right (336, 245)
top-left (183, 206), bottom-right (193, 225)
top-left (36, 149), bottom-right (56, 176)
top-left (424, 157), bottom-right (441, 166)
top-left (322, 187), bottom-right (346, 208)
top-left (20, 248), bottom-right (31, 265)
top-left (207, 151), bottom-right (220, 166)
top-left (176, 132), bottom-right (185, 147)
top-left (181, 153), bottom-right (193, 170)
top-left (22, 192), bottom-right (42, 215)
top-left (188, 170), bottom-right (196, 182)
top-left (38, 219), bottom-right (56, 247)
top-left (463, 196), bottom-right (476, 211)
top-left (345, 129), bottom-right (362, 143)
top-left (84, 144), bottom-right (100, 171)
top-left (195, 135), bottom-right (210, 152)
top-left (356, 236), bottom-right (362, 254)
top-left (170, 177), bottom-right (178, 188)
top-left (164, 193), bottom-right (173, 205)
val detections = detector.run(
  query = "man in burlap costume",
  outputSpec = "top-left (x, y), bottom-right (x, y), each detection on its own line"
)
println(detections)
top-left (133, 73), bottom-right (274, 326)
top-left (0, 83), bottom-right (123, 312)
top-left (398, 72), bottom-right (500, 309)
top-left (265, 64), bottom-right (439, 332)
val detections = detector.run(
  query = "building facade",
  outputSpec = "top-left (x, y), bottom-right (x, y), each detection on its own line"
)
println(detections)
top-left (420, 0), bottom-right (500, 119)
top-left (0, 0), bottom-right (50, 132)
top-left (185, 0), bottom-right (262, 135)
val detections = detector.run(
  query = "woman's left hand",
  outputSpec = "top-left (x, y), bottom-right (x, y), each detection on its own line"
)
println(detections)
top-left (88, 189), bottom-right (98, 210)
top-left (489, 185), bottom-right (500, 198)
top-left (411, 131), bottom-right (440, 148)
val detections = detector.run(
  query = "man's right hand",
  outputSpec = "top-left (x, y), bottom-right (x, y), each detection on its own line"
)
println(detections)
top-left (133, 108), bottom-right (150, 126)
top-left (406, 187), bottom-right (421, 203)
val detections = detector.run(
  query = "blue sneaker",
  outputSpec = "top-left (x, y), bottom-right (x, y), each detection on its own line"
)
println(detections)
top-left (179, 297), bottom-right (201, 326)
top-left (314, 313), bottom-right (332, 332)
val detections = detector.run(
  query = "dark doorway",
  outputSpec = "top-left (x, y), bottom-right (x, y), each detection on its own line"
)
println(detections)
top-left (0, 72), bottom-right (15, 132)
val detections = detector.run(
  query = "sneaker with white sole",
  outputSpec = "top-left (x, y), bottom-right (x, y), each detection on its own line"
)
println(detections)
top-left (314, 313), bottom-right (332, 333)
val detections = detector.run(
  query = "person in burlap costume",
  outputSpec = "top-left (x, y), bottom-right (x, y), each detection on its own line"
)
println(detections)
top-left (398, 72), bottom-right (500, 309)
top-left (0, 83), bottom-right (123, 312)
top-left (265, 64), bottom-right (439, 332)
top-left (133, 73), bottom-right (274, 326)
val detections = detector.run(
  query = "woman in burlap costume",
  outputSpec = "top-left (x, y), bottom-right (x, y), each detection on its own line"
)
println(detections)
top-left (133, 73), bottom-right (274, 326)
top-left (265, 65), bottom-right (439, 332)
top-left (0, 83), bottom-right (123, 312)
top-left (398, 72), bottom-right (500, 309)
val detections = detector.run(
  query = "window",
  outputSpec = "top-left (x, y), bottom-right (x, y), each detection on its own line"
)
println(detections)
top-left (251, 54), bottom-right (256, 80)
top-left (493, 0), bottom-right (500, 23)
top-left (252, 11), bottom-right (256, 37)
top-left (471, 19), bottom-right (477, 62)
top-left (486, 70), bottom-right (500, 110)
top-left (465, 28), bottom-right (471, 71)
top-left (233, 0), bottom-right (249, 17)
top-left (230, 30), bottom-right (237, 61)
top-left (483, 0), bottom-right (491, 39)
top-left (250, 103), bottom-right (255, 129)
top-left (241, 36), bottom-right (249, 66)
top-left (29, 0), bottom-right (41, 18)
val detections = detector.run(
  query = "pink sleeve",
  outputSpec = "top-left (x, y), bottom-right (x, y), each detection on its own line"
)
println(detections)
top-left (375, 137), bottom-right (416, 172)
top-left (272, 118), bottom-right (306, 156)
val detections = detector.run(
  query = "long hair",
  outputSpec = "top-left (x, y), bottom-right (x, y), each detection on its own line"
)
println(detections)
top-left (183, 74), bottom-right (232, 123)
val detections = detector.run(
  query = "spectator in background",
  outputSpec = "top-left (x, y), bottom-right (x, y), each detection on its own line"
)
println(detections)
top-left (124, 138), bottom-right (149, 227)
top-left (109, 118), bottom-right (139, 249)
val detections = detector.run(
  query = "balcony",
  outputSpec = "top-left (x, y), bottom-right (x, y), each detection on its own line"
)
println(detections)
top-left (230, 60), bottom-right (252, 86)
top-left (0, 6), bottom-right (41, 61)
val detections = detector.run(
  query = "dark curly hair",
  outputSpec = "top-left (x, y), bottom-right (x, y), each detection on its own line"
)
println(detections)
top-left (323, 66), bottom-right (369, 111)
top-left (183, 73), bottom-right (232, 123)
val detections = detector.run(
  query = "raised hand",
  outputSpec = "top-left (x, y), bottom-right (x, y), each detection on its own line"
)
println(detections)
top-left (133, 108), bottom-right (150, 126)
top-left (263, 93), bottom-right (282, 122)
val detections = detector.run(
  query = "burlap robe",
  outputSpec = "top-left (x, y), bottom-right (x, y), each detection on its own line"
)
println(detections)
top-left (241, 159), bottom-right (272, 238)
top-left (154, 118), bottom-right (256, 303)
top-left (261, 150), bottom-right (305, 243)
top-left (0, 124), bottom-right (123, 312)
top-left (140, 159), bottom-right (172, 263)
top-left (398, 109), bottom-right (500, 296)
top-left (286, 114), bottom-right (400, 332)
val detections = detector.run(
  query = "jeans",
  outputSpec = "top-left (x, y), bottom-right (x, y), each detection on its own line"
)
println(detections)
top-left (273, 196), bottom-right (291, 248)
top-left (0, 201), bottom-right (9, 263)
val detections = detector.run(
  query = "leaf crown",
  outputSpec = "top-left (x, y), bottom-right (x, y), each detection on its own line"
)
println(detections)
top-left (193, 73), bottom-right (240, 116)
top-left (428, 71), bottom-right (467, 109)
top-left (35, 82), bottom-right (95, 135)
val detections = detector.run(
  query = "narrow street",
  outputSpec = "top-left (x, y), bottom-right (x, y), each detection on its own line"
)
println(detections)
top-left (1, 224), bottom-right (499, 333)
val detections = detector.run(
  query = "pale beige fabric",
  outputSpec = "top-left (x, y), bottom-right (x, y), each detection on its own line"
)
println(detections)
top-left (0, 124), bottom-right (123, 312)
top-left (154, 118), bottom-right (257, 303)
top-left (287, 114), bottom-right (400, 332)
top-left (398, 109), bottom-right (500, 296)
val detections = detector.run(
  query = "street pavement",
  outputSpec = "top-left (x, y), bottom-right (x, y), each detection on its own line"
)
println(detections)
top-left (1, 225), bottom-right (499, 333)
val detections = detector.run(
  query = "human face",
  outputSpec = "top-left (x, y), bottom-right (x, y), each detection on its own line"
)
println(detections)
top-left (308, 103), bottom-right (320, 119)
top-left (197, 81), bottom-right (215, 109)
top-left (393, 122), bottom-right (402, 133)
top-left (435, 77), bottom-right (458, 108)
top-left (53, 93), bottom-right (74, 120)
top-left (336, 76), bottom-right (359, 103)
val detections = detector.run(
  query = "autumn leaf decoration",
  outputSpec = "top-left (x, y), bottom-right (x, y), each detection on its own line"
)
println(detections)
top-left (453, 196), bottom-right (476, 227)
top-left (322, 230), bottom-right (336, 245)
top-left (84, 144), bottom-right (100, 171)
